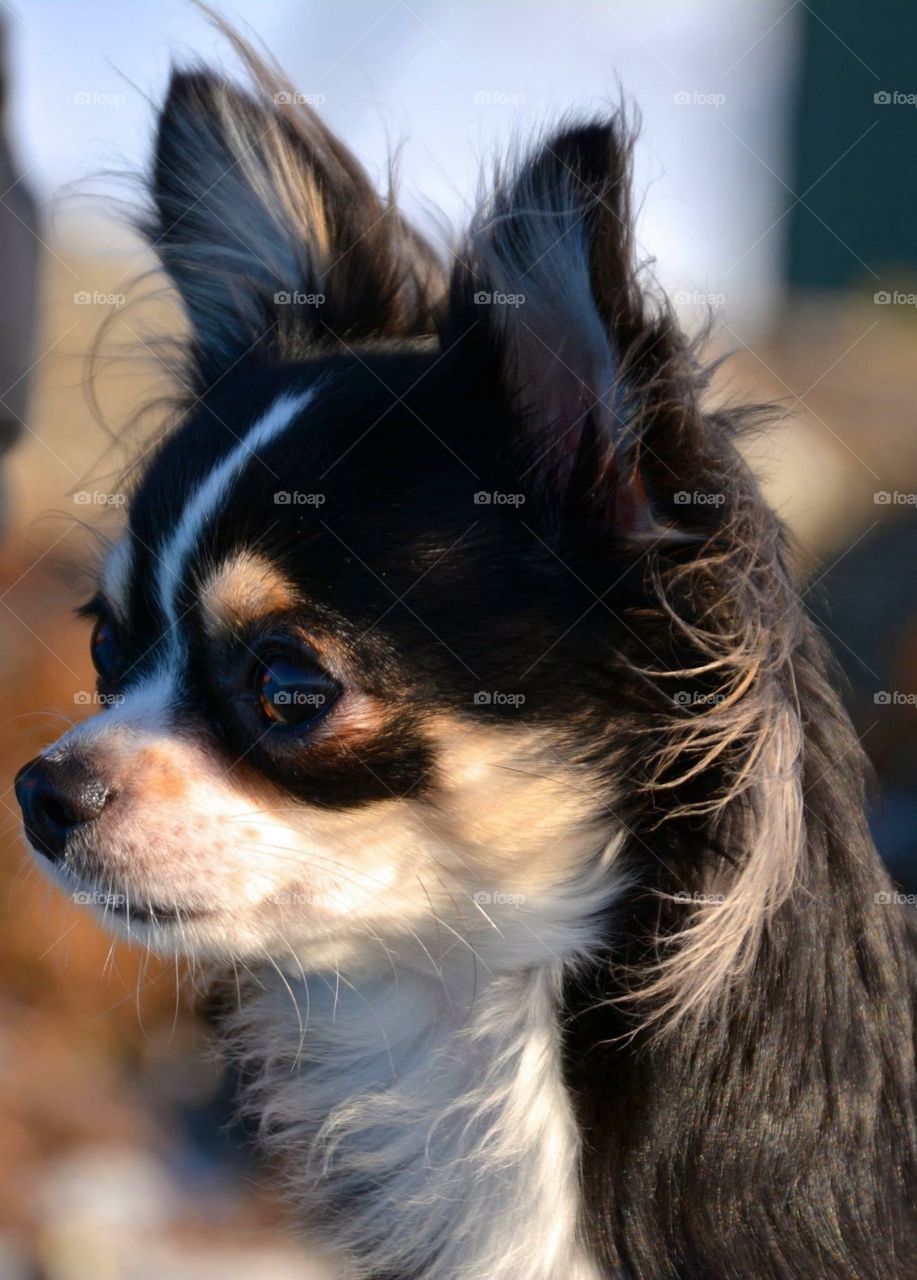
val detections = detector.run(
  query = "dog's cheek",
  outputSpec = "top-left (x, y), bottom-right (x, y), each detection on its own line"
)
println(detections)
top-left (260, 798), bottom-right (444, 924)
top-left (77, 739), bottom-right (308, 909)
top-left (89, 740), bottom-right (431, 928)
top-left (419, 719), bottom-right (605, 882)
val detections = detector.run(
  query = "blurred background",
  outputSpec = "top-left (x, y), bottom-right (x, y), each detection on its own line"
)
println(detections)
top-left (0, 1), bottom-right (915, 1276)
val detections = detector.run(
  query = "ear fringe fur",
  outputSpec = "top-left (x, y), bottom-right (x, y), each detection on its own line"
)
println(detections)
top-left (615, 474), bottom-right (811, 1034)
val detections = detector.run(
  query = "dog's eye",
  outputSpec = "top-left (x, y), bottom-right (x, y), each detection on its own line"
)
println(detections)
top-left (90, 614), bottom-right (121, 683)
top-left (255, 653), bottom-right (340, 728)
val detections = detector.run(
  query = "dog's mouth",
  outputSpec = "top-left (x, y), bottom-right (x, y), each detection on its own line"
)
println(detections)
top-left (104, 897), bottom-right (211, 926)
top-left (34, 853), bottom-right (212, 927)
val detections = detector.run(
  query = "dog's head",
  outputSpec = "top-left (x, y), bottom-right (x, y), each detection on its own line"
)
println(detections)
top-left (16, 44), bottom-right (801, 1013)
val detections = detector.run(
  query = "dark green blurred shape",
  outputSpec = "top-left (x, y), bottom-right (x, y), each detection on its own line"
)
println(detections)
top-left (788, 0), bottom-right (917, 289)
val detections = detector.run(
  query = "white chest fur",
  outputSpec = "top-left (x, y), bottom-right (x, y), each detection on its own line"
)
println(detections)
top-left (227, 956), bottom-right (603, 1280)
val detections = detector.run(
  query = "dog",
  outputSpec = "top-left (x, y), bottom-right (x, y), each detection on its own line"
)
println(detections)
top-left (15, 26), bottom-right (917, 1280)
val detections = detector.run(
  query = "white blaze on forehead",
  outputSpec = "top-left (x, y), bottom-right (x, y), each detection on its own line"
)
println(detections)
top-left (156, 389), bottom-right (314, 627)
top-left (100, 537), bottom-right (133, 621)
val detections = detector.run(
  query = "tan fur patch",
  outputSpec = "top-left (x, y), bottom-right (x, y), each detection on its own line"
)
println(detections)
top-left (129, 745), bottom-right (190, 804)
top-left (199, 551), bottom-right (298, 634)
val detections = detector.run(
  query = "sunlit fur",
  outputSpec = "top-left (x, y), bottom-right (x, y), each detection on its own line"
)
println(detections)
top-left (17, 23), bottom-right (917, 1280)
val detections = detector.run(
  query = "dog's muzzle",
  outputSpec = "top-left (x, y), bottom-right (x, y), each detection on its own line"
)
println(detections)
top-left (15, 754), bottom-right (113, 861)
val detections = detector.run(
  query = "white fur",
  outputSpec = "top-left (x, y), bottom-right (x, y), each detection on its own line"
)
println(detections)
top-left (100, 537), bottom-right (134, 620)
top-left (228, 851), bottom-right (620, 1280)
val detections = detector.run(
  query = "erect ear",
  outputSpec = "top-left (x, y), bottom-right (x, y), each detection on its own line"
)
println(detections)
top-left (146, 37), bottom-right (443, 388)
top-left (446, 119), bottom-right (694, 546)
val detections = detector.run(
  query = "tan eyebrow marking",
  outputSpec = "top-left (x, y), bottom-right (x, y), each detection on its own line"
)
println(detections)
top-left (199, 551), bottom-right (299, 635)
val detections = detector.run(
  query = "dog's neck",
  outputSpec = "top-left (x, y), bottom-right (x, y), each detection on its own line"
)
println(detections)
top-left (224, 895), bottom-right (613, 1280)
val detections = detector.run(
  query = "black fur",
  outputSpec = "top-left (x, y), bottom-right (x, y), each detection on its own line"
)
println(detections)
top-left (563, 628), bottom-right (917, 1278)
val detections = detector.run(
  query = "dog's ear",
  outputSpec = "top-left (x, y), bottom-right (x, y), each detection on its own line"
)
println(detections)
top-left (147, 49), bottom-right (443, 386)
top-left (446, 119), bottom-right (695, 547)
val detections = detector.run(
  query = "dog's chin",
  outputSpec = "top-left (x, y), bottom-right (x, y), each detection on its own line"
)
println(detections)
top-left (28, 845), bottom-right (345, 961)
top-left (97, 909), bottom-right (296, 961)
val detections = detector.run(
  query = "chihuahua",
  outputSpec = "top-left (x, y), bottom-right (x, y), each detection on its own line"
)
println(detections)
top-left (15, 28), bottom-right (917, 1280)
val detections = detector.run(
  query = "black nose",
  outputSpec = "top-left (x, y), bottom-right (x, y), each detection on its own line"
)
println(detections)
top-left (15, 755), bottom-right (112, 862)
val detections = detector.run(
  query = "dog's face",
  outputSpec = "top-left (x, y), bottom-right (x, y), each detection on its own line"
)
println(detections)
top-left (18, 354), bottom-right (619, 962)
top-left (15, 55), bottom-right (721, 969)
